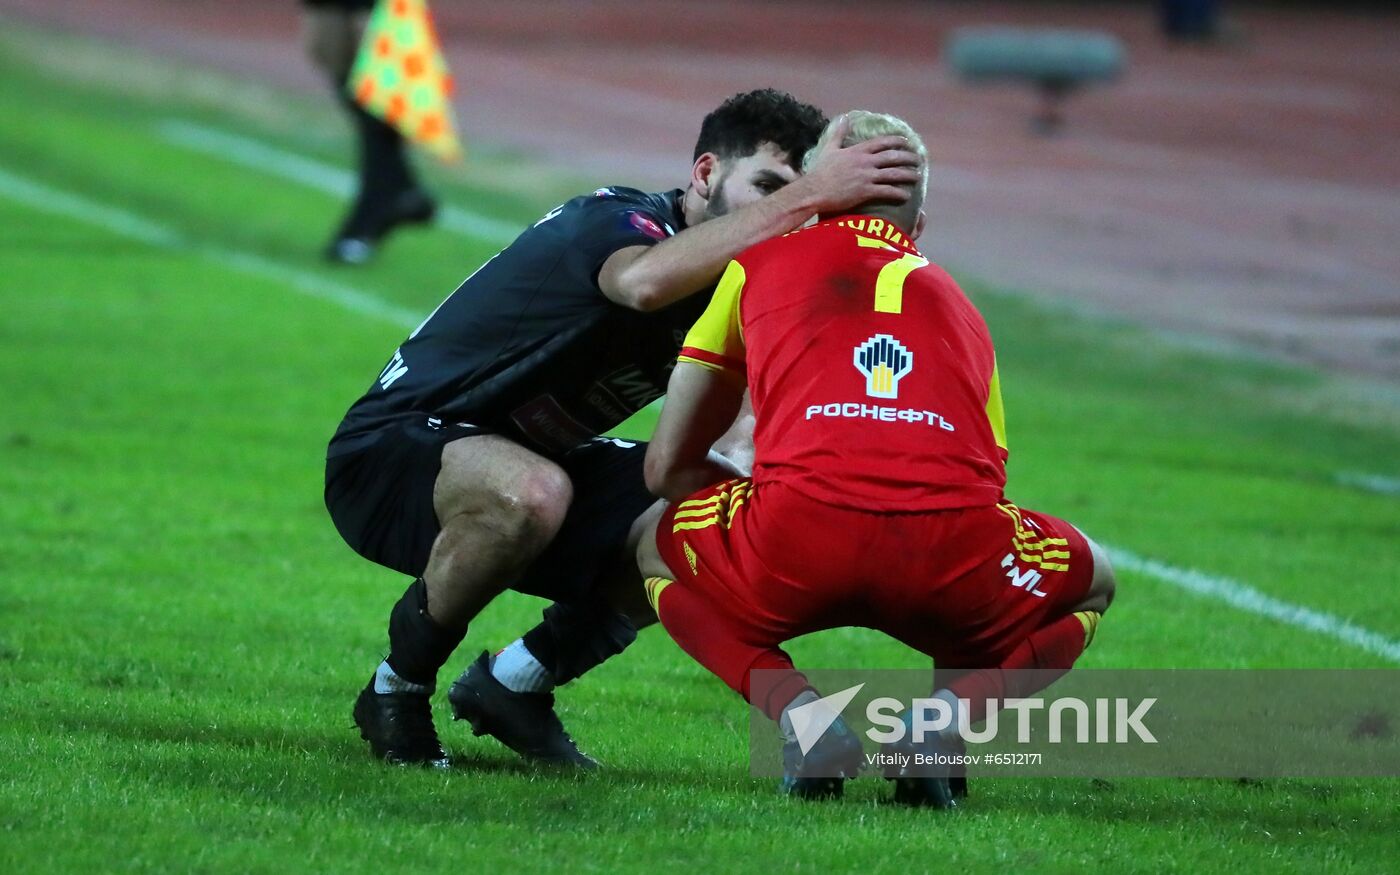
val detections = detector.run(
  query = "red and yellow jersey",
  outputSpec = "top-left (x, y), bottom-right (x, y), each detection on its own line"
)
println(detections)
top-left (679, 215), bottom-right (1007, 512)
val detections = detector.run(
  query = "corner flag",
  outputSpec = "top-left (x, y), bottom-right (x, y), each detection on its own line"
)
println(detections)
top-left (349, 0), bottom-right (462, 162)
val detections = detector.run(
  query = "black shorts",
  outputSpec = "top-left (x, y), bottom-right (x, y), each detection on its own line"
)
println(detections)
top-left (324, 416), bottom-right (656, 602)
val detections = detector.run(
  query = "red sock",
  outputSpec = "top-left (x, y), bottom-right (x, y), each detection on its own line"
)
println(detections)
top-left (650, 576), bottom-right (807, 720)
top-left (746, 651), bottom-right (811, 722)
top-left (945, 610), bottom-right (1100, 723)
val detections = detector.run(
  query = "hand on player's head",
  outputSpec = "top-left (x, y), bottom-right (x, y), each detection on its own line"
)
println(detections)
top-left (799, 112), bottom-right (926, 215)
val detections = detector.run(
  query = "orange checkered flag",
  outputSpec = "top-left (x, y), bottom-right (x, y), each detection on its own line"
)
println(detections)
top-left (349, 0), bottom-right (462, 162)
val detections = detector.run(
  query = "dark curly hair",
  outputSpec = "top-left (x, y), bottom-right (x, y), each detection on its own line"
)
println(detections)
top-left (692, 89), bottom-right (827, 171)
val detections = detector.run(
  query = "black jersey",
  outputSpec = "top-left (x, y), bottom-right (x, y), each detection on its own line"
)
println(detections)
top-left (330, 187), bottom-right (704, 458)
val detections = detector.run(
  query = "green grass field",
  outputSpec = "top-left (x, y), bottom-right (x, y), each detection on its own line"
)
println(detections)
top-left (2, 22), bottom-right (1398, 874)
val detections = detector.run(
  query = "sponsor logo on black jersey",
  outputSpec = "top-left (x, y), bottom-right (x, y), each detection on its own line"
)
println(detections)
top-left (599, 365), bottom-right (665, 411)
top-left (583, 385), bottom-right (630, 423)
top-left (623, 211), bottom-right (672, 241)
top-left (509, 395), bottom-right (596, 454)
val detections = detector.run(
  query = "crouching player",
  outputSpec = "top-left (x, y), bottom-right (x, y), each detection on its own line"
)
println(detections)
top-left (635, 112), bottom-right (1116, 806)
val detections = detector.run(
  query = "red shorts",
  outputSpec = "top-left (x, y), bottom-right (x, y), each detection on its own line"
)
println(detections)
top-left (654, 479), bottom-right (1094, 668)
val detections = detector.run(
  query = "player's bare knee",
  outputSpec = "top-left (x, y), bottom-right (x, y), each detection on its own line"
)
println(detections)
top-left (493, 465), bottom-right (573, 549)
top-left (436, 436), bottom-right (573, 550)
top-left (1075, 533), bottom-right (1116, 615)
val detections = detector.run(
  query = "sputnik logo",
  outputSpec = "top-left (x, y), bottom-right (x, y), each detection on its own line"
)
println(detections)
top-left (788, 683), bottom-right (865, 755)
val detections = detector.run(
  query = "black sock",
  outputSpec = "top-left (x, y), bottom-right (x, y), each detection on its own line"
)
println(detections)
top-left (384, 578), bottom-right (467, 688)
top-left (521, 601), bottom-right (638, 687)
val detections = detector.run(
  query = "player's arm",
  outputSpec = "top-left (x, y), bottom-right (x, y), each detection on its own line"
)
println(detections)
top-left (600, 118), bottom-right (920, 312)
top-left (644, 362), bottom-right (746, 501)
top-left (644, 258), bottom-right (749, 499)
top-left (711, 392), bottom-right (755, 476)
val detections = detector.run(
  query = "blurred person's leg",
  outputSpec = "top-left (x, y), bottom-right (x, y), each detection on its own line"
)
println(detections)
top-left (301, 1), bottom-right (435, 264)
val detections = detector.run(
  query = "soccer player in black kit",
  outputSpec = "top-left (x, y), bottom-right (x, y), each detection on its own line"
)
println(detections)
top-left (325, 90), bottom-right (922, 768)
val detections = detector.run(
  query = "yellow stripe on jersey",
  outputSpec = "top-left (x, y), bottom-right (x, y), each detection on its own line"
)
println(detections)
top-left (672, 505), bottom-right (725, 520)
top-left (998, 503), bottom-right (1071, 572)
top-left (644, 577), bottom-right (673, 614)
top-left (680, 259), bottom-right (746, 376)
top-left (670, 481), bottom-right (751, 533)
top-left (1013, 535), bottom-right (1069, 550)
top-left (986, 358), bottom-right (1007, 451)
top-left (1075, 610), bottom-right (1102, 648)
top-left (1012, 554), bottom-right (1070, 572)
top-left (678, 494), bottom-right (726, 510)
top-left (678, 482), bottom-right (749, 510)
top-left (673, 517), bottom-right (721, 532)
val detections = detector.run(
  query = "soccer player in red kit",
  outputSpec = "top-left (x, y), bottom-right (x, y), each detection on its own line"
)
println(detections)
top-left (636, 112), bottom-right (1117, 807)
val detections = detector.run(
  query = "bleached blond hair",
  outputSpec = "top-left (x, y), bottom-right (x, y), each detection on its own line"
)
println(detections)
top-left (802, 110), bottom-right (928, 226)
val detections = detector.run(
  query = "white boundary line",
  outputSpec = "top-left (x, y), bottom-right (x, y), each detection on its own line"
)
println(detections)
top-left (0, 166), bottom-right (419, 328)
top-left (209, 249), bottom-right (418, 328)
top-left (1334, 471), bottom-right (1400, 498)
top-left (2, 164), bottom-right (1398, 666)
top-left (0, 166), bottom-right (179, 247)
top-left (1108, 548), bottom-right (1400, 664)
top-left (156, 119), bottom-right (522, 245)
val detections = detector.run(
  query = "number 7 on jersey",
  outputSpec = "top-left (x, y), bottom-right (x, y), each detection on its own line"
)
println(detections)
top-left (856, 235), bottom-right (928, 314)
